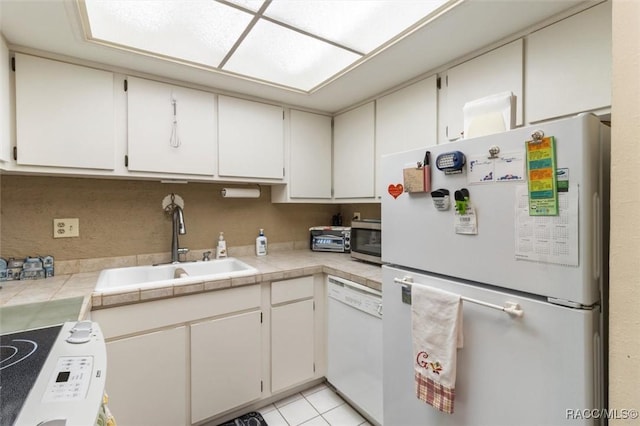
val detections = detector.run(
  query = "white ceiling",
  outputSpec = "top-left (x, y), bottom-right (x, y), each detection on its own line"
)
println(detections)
top-left (1, 0), bottom-right (595, 114)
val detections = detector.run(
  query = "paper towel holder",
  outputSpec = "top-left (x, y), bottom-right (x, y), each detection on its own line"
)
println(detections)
top-left (220, 186), bottom-right (261, 199)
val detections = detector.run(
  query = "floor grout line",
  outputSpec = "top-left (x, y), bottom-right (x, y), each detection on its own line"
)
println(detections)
top-left (268, 383), bottom-right (376, 426)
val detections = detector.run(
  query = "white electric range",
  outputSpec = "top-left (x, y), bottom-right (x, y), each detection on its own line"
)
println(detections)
top-left (0, 321), bottom-right (107, 426)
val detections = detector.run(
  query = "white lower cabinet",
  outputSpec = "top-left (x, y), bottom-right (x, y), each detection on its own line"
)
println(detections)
top-left (191, 311), bottom-right (263, 423)
top-left (270, 276), bottom-right (318, 393)
top-left (92, 278), bottom-right (325, 425)
top-left (271, 299), bottom-right (315, 392)
top-left (104, 326), bottom-right (188, 426)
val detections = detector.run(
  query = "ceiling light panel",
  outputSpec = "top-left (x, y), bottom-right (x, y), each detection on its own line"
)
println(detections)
top-left (85, 0), bottom-right (253, 67)
top-left (263, 0), bottom-right (449, 53)
top-left (220, 0), bottom-right (268, 12)
top-left (223, 19), bottom-right (361, 91)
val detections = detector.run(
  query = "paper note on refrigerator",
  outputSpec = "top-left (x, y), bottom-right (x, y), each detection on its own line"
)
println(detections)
top-left (526, 137), bottom-right (559, 215)
top-left (514, 184), bottom-right (578, 266)
top-left (467, 152), bottom-right (525, 184)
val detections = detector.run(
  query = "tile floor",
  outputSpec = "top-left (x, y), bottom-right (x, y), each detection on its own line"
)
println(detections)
top-left (258, 383), bottom-right (371, 426)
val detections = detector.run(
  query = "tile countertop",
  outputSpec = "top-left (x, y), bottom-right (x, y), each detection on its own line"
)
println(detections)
top-left (0, 250), bottom-right (382, 317)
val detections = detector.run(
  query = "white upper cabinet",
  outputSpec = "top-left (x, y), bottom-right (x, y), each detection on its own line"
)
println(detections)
top-left (14, 53), bottom-right (115, 169)
top-left (375, 76), bottom-right (438, 198)
top-left (289, 110), bottom-right (332, 199)
top-left (333, 102), bottom-right (375, 199)
top-left (126, 76), bottom-right (216, 176)
top-left (0, 37), bottom-right (11, 163)
top-left (445, 40), bottom-right (523, 140)
top-left (218, 95), bottom-right (284, 179)
top-left (525, 2), bottom-right (611, 123)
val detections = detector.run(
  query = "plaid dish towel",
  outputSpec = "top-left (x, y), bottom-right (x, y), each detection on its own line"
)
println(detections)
top-left (411, 285), bottom-right (463, 414)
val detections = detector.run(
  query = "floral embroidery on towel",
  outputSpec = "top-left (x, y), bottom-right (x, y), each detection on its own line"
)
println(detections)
top-left (429, 361), bottom-right (443, 375)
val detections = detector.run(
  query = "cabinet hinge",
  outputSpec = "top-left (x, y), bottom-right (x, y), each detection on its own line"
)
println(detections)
top-left (261, 380), bottom-right (263, 392)
top-left (13, 146), bottom-right (17, 161)
top-left (436, 76), bottom-right (441, 90)
top-left (11, 57), bottom-right (15, 72)
top-left (124, 79), bottom-right (128, 92)
top-left (124, 155), bottom-right (128, 167)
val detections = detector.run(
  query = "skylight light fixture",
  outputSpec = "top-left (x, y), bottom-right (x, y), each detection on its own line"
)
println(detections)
top-left (223, 19), bottom-right (361, 91)
top-left (79, 0), bottom-right (454, 93)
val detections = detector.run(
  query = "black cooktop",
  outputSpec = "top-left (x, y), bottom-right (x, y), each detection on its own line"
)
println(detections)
top-left (0, 324), bottom-right (63, 426)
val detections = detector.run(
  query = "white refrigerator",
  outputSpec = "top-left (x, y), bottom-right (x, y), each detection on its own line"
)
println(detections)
top-left (381, 114), bottom-right (609, 426)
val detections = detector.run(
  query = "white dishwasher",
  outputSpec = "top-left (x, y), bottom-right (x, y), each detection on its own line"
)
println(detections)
top-left (327, 275), bottom-right (382, 425)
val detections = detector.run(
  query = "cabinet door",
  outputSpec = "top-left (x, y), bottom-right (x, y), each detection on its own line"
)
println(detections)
top-left (0, 38), bottom-right (10, 163)
top-left (445, 40), bottom-right (523, 140)
top-left (289, 110), bottom-right (332, 198)
top-left (127, 76), bottom-right (217, 175)
top-left (14, 53), bottom-right (115, 169)
top-left (105, 326), bottom-right (188, 426)
top-left (218, 95), bottom-right (284, 179)
top-left (375, 76), bottom-right (438, 198)
top-left (525, 2), bottom-right (611, 122)
top-left (191, 311), bottom-right (262, 423)
top-left (333, 102), bottom-right (375, 199)
top-left (271, 299), bottom-right (315, 392)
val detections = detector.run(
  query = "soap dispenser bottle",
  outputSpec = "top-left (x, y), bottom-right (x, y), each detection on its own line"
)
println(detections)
top-left (216, 232), bottom-right (227, 259)
top-left (256, 229), bottom-right (267, 256)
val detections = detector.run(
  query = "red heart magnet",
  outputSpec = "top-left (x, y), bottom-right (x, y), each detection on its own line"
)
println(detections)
top-left (388, 183), bottom-right (404, 199)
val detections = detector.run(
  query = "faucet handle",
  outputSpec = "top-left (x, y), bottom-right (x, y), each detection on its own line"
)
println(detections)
top-left (202, 251), bottom-right (212, 261)
top-left (177, 247), bottom-right (189, 262)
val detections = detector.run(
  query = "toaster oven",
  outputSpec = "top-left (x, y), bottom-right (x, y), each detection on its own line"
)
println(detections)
top-left (309, 226), bottom-right (351, 252)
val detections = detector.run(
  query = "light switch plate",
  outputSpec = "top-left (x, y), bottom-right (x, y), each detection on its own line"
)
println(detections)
top-left (53, 218), bottom-right (79, 238)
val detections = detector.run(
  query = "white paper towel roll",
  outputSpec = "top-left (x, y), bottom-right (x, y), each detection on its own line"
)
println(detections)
top-left (221, 188), bottom-right (260, 198)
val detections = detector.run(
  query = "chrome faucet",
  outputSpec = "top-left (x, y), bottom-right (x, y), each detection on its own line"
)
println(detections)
top-left (171, 205), bottom-right (187, 264)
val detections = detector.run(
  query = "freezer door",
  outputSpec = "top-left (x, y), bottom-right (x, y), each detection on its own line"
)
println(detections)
top-left (381, 114), bottom-right (609, 306)
top-left (382, 266), bottom-right (602, 426)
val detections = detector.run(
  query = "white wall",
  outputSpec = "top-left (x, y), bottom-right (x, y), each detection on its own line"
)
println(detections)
top-left (609, 0), bottom-right (640, 419)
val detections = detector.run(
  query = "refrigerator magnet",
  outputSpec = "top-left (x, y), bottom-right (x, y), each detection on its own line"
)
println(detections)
top-left (388, 183), bottom-right (404, 199)
top-left (403, 164), bottom-right (425, 193)
top-left (454, 206), bottom-right (478, 235)
top-left (431, 189), bottom-right (450, 211)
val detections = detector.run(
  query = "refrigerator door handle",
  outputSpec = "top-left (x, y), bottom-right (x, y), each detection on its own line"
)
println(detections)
top-left (592, 192), bottom-right (601, 280)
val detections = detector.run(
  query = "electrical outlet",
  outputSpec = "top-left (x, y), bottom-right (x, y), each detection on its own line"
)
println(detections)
top-left (353, 212), bottom-right (361, 220)
top-left (53, 218), bottom-right (79, 238)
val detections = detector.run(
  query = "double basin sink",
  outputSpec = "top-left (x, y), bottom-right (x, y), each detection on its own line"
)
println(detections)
top-left (95, 258), bottom-right (259, 293)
